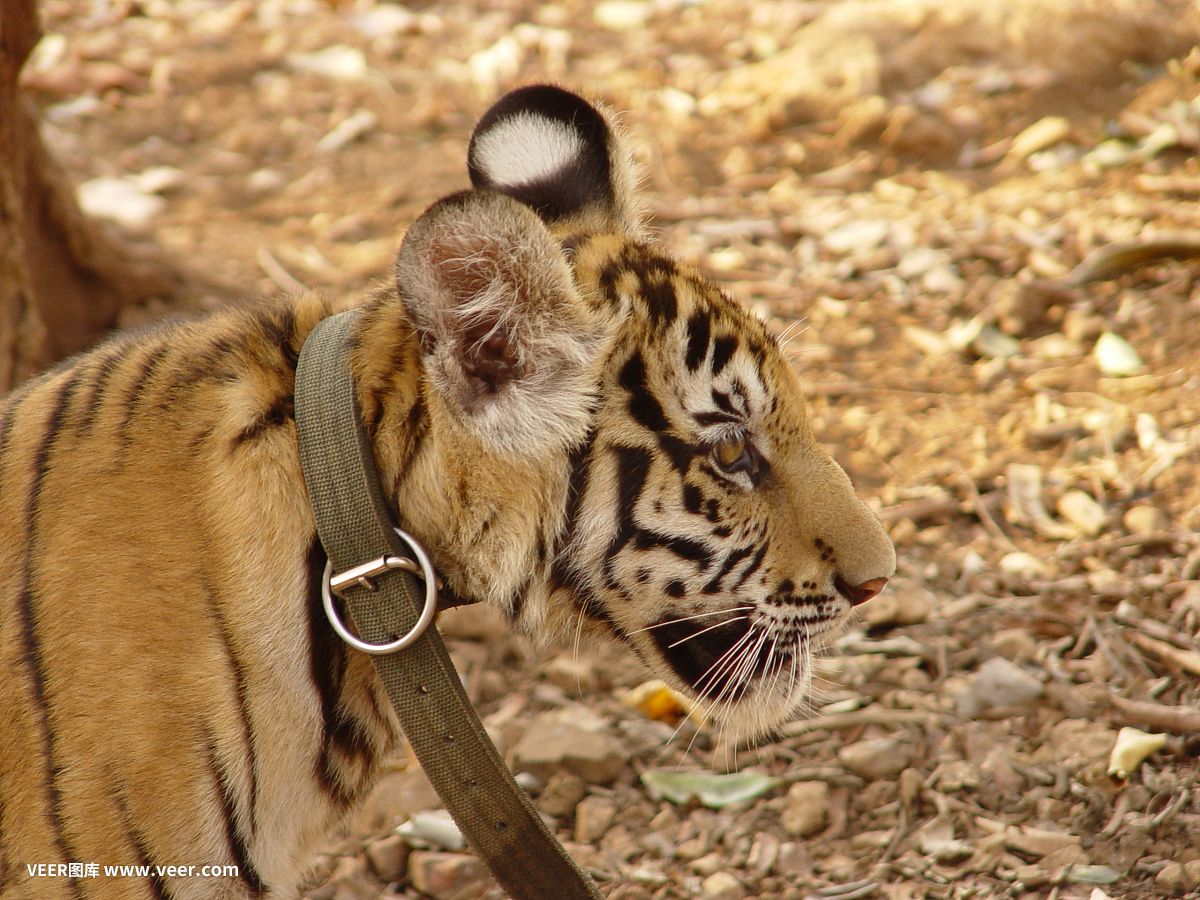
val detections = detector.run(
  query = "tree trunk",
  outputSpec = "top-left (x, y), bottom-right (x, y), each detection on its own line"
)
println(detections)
top-left (0, 0), bottom-right (193, 394)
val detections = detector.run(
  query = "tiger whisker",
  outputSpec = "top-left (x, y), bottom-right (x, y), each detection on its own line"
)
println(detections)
top-left (627, 606), bottom-right (753, 636)
top-left (665, 615), bottom-right (749, 650)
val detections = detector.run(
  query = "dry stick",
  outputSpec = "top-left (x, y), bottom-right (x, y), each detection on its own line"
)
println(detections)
top-left (1129, 633), bottom-right (1200, 678)
top-left (1108, 693), bottom-right (1200, 734)
top-left (781, 707), bottom-right (954, 737)
top-left (956, 467), bottom-right (1018, 552)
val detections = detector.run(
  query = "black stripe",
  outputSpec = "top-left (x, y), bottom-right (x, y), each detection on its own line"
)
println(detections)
top-left (684, 311), bottom-right (711, 372)
top-left (633, 529), bottom-right (713, 570)
top-left (304, 540), bottom-right (373, 808)
top-left (693, 410), bottom-right (738, 428)
top-left (204, 735), bottom-right (263, 896)
top-left (730, 541), bottom-right (769, 591)
top-left (231, 393), bottom-right (294, 448)
top-left (710, 336), bottom-right (737, 375)
top-left (640, 270), bottom-right (678, 326)
top-left (259, 306), bottom-right (299, 369)
top-left (200, 573), bottom-right (260, 839)
top-left (703, 544), bottom-right (754, 594)
top-left (118, 342), bottom-right (172, 442)
top-left (711, 390), bottom-right (735, 414)
top-left (16, 370), bottom-right (86, 900)
top-left (618, 352), bottom-right (669, 432)
top-left (112, 783), bottom-right (170, 900)
top-left (74, 350), bottom-right (124, 434)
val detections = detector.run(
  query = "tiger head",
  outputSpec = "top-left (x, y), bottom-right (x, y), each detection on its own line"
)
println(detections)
top-left (388, 86), bottom-right (895, 747)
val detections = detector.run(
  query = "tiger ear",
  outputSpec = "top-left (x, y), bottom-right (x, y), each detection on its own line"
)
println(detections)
top-left (467, 85), bottom-right (643, 236)
top-left (395, 190), bottom-right (607, 455)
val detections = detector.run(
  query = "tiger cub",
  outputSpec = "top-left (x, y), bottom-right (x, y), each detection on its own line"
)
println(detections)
top-left (0, 86), bottom-right (894, 898)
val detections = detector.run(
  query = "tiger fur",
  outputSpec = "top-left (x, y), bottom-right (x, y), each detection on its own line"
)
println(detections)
top-left (0, 86), bottom-right (895, 899)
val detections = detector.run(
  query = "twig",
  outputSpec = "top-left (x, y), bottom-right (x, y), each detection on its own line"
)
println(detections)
top-left (1108, 693), bottom-right (1200, 734)
top-left (256, 246), bottom-right (308, 295)
top-left (877, 495), bottom-right (964, 525)
top-left (1129, 633), bottom-right (1200, 678)
top-left (782, 707), bottom-right (954, 737)
top-left (956, 467), bottom-right (1017, 551)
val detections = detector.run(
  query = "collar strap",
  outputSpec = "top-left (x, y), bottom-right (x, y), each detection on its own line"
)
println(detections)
top-left (295, 309), bottom-right (602, 900)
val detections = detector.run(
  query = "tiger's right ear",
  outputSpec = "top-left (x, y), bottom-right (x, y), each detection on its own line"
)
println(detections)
top-left (395, 190), bottom-right (608, 456)
top-left (467, 85), bottom-right (642, 237)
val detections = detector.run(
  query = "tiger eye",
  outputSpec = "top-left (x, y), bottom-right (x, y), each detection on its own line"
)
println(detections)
top-left (713, 436), bottom-right (747, 471)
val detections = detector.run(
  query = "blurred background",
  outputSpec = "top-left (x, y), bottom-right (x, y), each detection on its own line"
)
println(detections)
top-left (9, 1), bottom-right (1200, 897)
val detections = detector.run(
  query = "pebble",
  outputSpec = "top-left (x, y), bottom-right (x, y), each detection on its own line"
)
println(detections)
top-left (701, 871), bottom-right (746, 899)
top-left (860, 580), bottom-right (934, 628)
top-left (406, 851), bottom-right (490, 899)
top-left (1123, 505), bottom-right (1169, 534)
top-left (780, 781), bottom-right (828, 837)
top-left (1057, 490), bottom-right (1107, 536)
top-left (1155, 860), bottom-right (1200, 894)
top-left (363, 834), bottom-right (408, 882)
top-left (837, 738), bottom-right (912, 781)
top-left (77, 177), bottom-right (165, 232)
top-left (544, 655), bottom-right (599, 694)
top-left (956, 656), bottom-right (1044, 717)
top-left (511, 716), bottom-right (625, 785)
top-left (536, 771), bottom-right (587, 818)
top-left (821, 219), bottom-right (891, 254)
top-left (574, 795), bottom-right (617, 844)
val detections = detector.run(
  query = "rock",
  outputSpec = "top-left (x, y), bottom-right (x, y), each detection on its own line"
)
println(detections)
top-left (1057, 490), bottom-right (1107, 536)
top-left (781, 781), bottom-right (828, 837)
top-left (999, 551), bottom-right (1050, 579)
top-left (746, 832), bottom-right (780, 878)
top-left (350, 769), bottom-right (441, 837)
top-left (406, 851), bottom-right (490, 899)
top-left (574, 795), bottom-right (617, 844)
top-left (701, 871), bottom-right (745, 899)
top-left (395, 810), bottom-right (465, 852)
top-left (956, 656), bottom-right (1044, 717)
top-left (511, 716), bottom-right (625, 784)
top-left (821, 219), bottom-right (891, 254)
top-left (1124, 505), bottom-right (1170, 534)
top-left (537, 771), bottom-right (587, 818)
top-left (77, 177), bottom-right (165, 232)
top-left (364, 834), bottom-right (408, 882)
top-left (861, 580), bottom-right (934, 628)
top-left (837, 738), bottom-right (912, 781)
top-left (545, 655), bottom-right (599, 694)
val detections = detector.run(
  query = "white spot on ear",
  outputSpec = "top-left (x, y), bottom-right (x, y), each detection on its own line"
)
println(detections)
top-left (473, 113), bottom-right (584, 188)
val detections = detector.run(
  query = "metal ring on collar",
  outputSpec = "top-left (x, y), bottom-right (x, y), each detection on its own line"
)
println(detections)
top-left (321, 527), bottom-right (439, 655)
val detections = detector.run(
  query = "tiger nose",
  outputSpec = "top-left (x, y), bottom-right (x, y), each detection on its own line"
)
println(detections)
top-left (834, 575), bottom-right (888, 606)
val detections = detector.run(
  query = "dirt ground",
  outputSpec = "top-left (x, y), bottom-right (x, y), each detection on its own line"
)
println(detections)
top-left (23, 0), bottom-right (1200, 897)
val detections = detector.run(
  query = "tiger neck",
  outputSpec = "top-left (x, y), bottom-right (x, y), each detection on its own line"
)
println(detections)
top-left (343, 296), bottom-right (568, 628)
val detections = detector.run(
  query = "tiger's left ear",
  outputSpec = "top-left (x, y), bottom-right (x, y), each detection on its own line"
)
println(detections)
top-left (395, 190), bottom-right (608, 455)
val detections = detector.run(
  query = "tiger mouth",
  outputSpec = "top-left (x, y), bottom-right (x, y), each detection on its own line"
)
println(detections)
top-left (650, 610), bottom-right (836, 703)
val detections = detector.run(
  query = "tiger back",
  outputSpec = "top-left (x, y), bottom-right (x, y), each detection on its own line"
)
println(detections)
top-left (0, 86), bottom-right (894, 899)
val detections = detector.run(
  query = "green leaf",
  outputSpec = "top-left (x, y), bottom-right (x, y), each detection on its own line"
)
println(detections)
top-left (639, 769), bottom-right (779, 809)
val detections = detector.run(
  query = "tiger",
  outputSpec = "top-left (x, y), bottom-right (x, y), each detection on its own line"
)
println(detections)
top-left (0, 85), bottom-right (895, 899)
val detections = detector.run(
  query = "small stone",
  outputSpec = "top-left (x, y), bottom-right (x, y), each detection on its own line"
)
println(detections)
top-left (537, 772), bottom-right (587, 818)
top-left (781, 781), bottom-right (828, 837)
top-left (511, 715), bottom-right (624, 784)
top-left (364, 834), bottom-right (408, 881)
top-left (701, 871), bottom-right (745, 899)
top-left (574, 795), bottom-right (617, 844)
top-left (822, 219), bottom-right (891, 254)
top-left (999, 551), bottom-right (1049, 579)
top-left (1057, 490), bottom-right (1108, 536)
top-left (1124, 505), bottom-right (1169, 534)
top-left (77, 177), bottom-right (165, 232)
top-left (838, 738), bottom-right (912, 781)
top-left (1007, 826), bottom-right (1081, 859)
top-left (1094, 331), bottom-right (1144, 377)
top-left (746, 832), bottom-right (780, 878)
top-left (350, 770), bottom-right (441, 837)
top-left (406, 851), bottom-right (490, 899)
top-left (956, 656), bottom-right (1044, 717)
top-left (861, 580), bottom-right (933, 628)
top-left (690, 852), bottom-right (724, 877)
top-left (545, 655), bottom-right (599, 694)
top-left (593, 0), bottom-right (650, 31)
